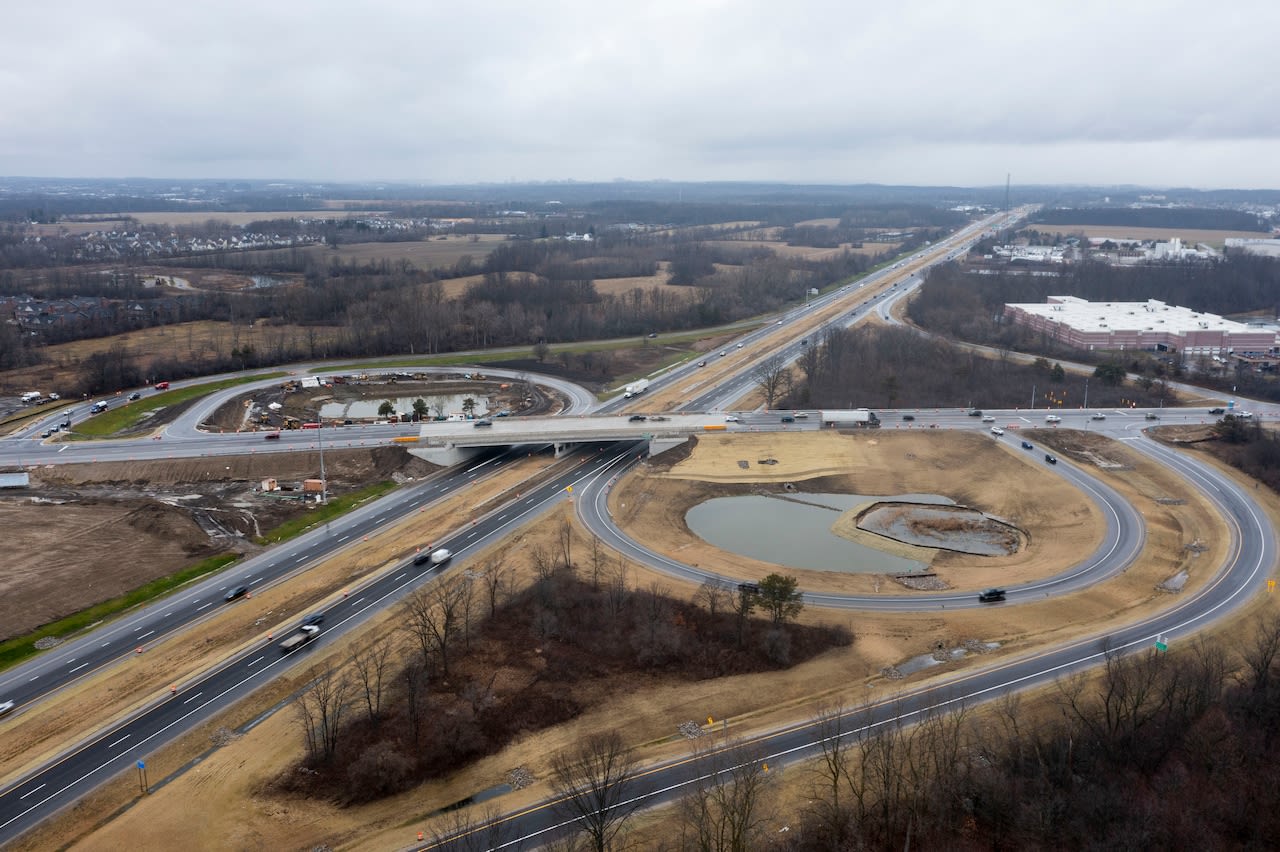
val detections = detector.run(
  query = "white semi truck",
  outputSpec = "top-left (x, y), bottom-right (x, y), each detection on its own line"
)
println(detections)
top-left (819, 409), bottom-right (881, 429)
top-left (623, 379), bottom-right (650, 398)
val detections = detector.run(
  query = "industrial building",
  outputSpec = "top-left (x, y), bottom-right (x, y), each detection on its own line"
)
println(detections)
top-left (1003, 296), bottom-right (1278, 357)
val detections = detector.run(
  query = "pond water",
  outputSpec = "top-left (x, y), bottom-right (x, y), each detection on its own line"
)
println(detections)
top-left (319, 394), bottom-right (490, 420)
top-left (685, 493), bottom-right (952, 575)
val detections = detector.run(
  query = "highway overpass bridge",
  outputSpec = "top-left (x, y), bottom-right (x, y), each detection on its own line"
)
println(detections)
top-left (412, 413), bottom-right (738, 464)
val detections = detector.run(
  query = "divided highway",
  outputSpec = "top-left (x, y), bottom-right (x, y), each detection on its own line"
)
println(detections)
top-left (0, 443), bottom-right (644, 841)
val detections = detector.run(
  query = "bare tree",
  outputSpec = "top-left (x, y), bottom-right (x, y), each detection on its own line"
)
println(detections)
top-left (294, 662), bottom-right (353, 763)
top-left (1241, 611), bottom-right (1280, 691)
top-left (349, 635), bottom-right (396, 725)
top-left (750, 353), bottom-right (791, 409)
top-left (401, 657), bottom-right (428, 746)
top-left (694, 578), bottom-right (731, 619)
top-left (558, 516), bottom-right (574, 572)
top-left (402, 577), bottom-right (472, 679)
top-left (678, 737), bottom-right (775, 852)
top-left (429, 804), bottom-right (519, 852)
top-left (550, 731), bottom-right (641, 852)
top-left (480, 559), bottom-right (512, 616)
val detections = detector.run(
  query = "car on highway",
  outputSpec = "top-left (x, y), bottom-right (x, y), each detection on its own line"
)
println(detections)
top-left (793, 411), bottom-right (808, 418)
top-left (1236, 410), bottom-right (1254, 419)
top-left (1021, 441), bottom-right (1033, 450)
top-left (736, 343), bottom-right (744, 348)
top-left (968, 409), bottom-right (983, 417)
top-left (1045, 414), bottom-right (1061, 423)
top-left (724, 415), bottom-right (740, 422)
top-left (473, 419), bottom-right (493, 428)
top-left (264, 431), bottom-right (281, 440)
top-left (781, 414), bottom-right (796, 423)
top-left (0, 699), bottom-right (14, 716)
top-left (697, 360), bottom-right (707, 367)
top-left (978, 588), bottom-right (1007, 603)
top-left (981, 415), bottom-right (995, 423)
top-left (1045, 454), bottom-right (1058, 464)
top-left (40, 429), bottom-right (51, 438)
top-left (720, 351), bottom-right (727, 357)
top-left (224, 585), bottom-right (249, 602)
top-left (628, 415), bottom-right (647, 422)
top-left (301, 613), bottom-right (325, 628)
top-left (128, 392), bottom-right (142, 401)
top-left (1209, 407), bottom-right (1225, 415)
top-left (902, 414), bottom-right (915, 421)
top-left (1145, 412), bottom-right (1160, 420)
top-left (990, 426), bottom-right (1004, 436)
top-left (1091, 413), bottom-right (1107, 420)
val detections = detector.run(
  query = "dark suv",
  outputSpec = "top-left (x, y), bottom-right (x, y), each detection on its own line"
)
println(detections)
top-left (978, 588), bottom-right (1007, 603)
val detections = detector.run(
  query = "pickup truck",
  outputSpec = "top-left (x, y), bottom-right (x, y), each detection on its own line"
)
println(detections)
top-left (279, 624), bottom-right (320, 653)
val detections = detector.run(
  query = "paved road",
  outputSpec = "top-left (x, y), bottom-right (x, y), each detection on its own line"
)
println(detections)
top-left (427, 431), bottom-right (1274, 850)
top-left (0, 443), bottom-right (644, 843)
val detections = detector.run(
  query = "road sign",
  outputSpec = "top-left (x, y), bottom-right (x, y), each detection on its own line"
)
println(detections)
top-left (1154, 635), bottom-right (1168, 652)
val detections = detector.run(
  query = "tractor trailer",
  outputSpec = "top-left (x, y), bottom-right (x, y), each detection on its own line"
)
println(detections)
top-left (623, 379), bottom-right (650, 398)
top-left (820, 409), bottom-right (881, 429)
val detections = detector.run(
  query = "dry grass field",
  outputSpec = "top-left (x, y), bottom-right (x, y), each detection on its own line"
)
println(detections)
top-left (0, 321), bottom-right (344, 395)
top-left (1033, 224), bottom-right (1269, 248)
top-left (22, 427), bottom-right (1247, 852)
top-left (29, 210), bottom-right (378, 236)
top-left (236, 233), bottom-right (508, 271)
top-left (701, 238), bottom-right (897, 260)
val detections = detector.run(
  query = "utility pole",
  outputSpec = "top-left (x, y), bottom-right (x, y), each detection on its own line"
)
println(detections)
top-left (1084, 378), bottom-right (1090, 411)
top-left (1031, 384), bottom-right (1036, 410)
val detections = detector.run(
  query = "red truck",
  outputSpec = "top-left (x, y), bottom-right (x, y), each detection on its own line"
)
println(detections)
top-left (154, 381), bottom-right (170, 390)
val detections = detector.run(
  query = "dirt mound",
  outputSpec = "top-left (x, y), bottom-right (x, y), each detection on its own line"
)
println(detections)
top-left (124, 501), bottom-right (219, 556)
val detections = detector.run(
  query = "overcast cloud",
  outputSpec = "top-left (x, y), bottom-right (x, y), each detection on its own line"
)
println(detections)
top-left (2, 0), bottom-right (1278, 188)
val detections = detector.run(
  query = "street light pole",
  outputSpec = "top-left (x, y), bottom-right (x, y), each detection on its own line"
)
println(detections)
top-left (318, 420), bottom-right (327, 504)
top-left (1084, 378), bottom-right (1089, 411)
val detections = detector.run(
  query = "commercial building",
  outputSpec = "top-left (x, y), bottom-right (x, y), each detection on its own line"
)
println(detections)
top-left (1003, 296), bottom-right (1277, 356)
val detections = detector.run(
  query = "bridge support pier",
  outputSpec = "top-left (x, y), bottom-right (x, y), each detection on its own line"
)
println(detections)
top-left (553, 442), bottom-right (572, 458)
top-left (410, 445), bottom-right (484, 467)
top-left (648, 436), bottom-right (690, 457)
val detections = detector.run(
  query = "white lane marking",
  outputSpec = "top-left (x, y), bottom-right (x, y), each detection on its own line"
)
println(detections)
top-left (137, 631), bottom-right (154, 640)
top-left (107, 735), bottom-right (130, 749)
top-left (196, 602), bottom-right (212, 611)
top-left (247, 656), bottom-right (264, 667)
top-left (295, 556), bottom-right (307, 564)
top-left (69, 663), bottom-right (88, 673)
top-left (182, 691), bottom-right (203, 705)
top-left (394, 573), bottom-right (406, 581)
top-left (18, 784), bottom-right (45, 800)
top-left (337, 535), bottom-right (350, 543)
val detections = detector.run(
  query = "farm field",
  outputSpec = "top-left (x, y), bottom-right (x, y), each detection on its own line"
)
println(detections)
top-left (29, 210), bottom-right (379, 236)
top-left (701, 238), bottom-right (898, 260)
top-left (237, 233), bottom-right (508, 270)
top-left (0, 321), bottom-right (345, 396)
top-left (1030, 224), bottom-right (1269, 248)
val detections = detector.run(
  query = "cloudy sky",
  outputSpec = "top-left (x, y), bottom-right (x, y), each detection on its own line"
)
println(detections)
top-left (3, 1), bottom-right (1277, 188)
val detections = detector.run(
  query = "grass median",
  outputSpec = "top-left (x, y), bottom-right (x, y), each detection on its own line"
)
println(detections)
top-left (253, 480), bottom-right (399, 545)
top-left (70, 372), bottom-right (288, 438)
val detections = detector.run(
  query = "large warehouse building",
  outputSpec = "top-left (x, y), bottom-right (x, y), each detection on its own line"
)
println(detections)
top-left (1003, 296), bottom-right (1278, 356)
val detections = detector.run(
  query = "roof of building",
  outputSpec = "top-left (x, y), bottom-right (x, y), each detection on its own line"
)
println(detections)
top-left (1006, 296), bottom-right (1252, 335)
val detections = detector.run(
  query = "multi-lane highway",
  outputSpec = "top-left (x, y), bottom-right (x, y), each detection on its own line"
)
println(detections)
top-left (0, 442), bottom-right (644, 841)
top-left (4, 204), bottom-right (1276, 847)
top-left (429, 431), bottom-right (1274, 850)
